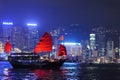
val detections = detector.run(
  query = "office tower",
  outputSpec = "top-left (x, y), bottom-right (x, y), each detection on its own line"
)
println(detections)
top-left (92, 27), bottom-right (106, 56)
top-left (2, 22), bottom-right (13, 46)
top-left (89, 33), bottom-right (96, 58)
top-left (106, 39), bottom-right (114, 60)
top-left (112, 31), bottom-right (119, 58)
top-left (90, 33), bottom-right (96, 50)
top-left (27, 23), bottom-right (39, 52)
top-left (12, 26), bottom-right (26, 51)
top-left (50, 28), bottom-right (60, 58)
top-left (62, 42), bottom-right (82, 57)
top-left (81, 40), bottom-right (89, 60)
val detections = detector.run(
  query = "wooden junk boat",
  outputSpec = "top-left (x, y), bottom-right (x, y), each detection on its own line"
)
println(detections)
top-left (8, 32), bottom-right (67, 69)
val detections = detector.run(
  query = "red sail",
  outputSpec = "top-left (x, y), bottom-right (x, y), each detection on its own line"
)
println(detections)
top-left (34, 32), bottom-right (52, 54)
top-left (58, 44), bottom-right (67, 56)
top-left (4, 41), bottom-right (12, 54)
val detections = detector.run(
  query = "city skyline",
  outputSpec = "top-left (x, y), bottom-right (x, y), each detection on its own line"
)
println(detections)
top-left (0, 1), bottom-right (120, 80)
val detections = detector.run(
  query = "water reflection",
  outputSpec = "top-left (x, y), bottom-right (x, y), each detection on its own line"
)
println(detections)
top-left (61, 62), bottom-right (81, 80)
top-left (80, 65), bottom-right (120, 80)
top-left (0, 69), bottom-right (36, 80)
top-left (0, 61), bottom-right (81, 80)
top-left (33, 69), bottom-right (66, 80)
top-left (1, 61), bottom-right (120, 80)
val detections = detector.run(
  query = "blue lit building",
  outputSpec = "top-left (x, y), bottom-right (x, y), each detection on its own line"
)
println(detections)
top-left (50, 28), bottom-right (60, 58)
top-left (27, 23), bottom-right (39, 52)
top-left (61, 42), bottom-right (82, 57)
top-left (92, 27), bottom-right (106, 56)
top-left (12, 25), bottom-right (26, 51)
top-left (2, 22), bottom-right (13, 46)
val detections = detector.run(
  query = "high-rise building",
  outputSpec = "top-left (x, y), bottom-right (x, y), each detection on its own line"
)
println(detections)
top-left (89, 33), bottom-right (96, 58)
top-left (106, 39), bottom-right (114, 60)
top-left (92, 27), bottom-right (120, 59)
top-left (50, 28), bottom-right (61, 58)
top-left (92, 27), bottom-right (106, 56)
top-left (12, 26), bottom-right (26, 51)
top-left (90, 33), bottom-right (96, 50)
top-left (61, 42), bottom-right (82, 57)
top-left (27, 23), bottom-right (39, 52)
top-left (2, 22), bottom-right (13, 46)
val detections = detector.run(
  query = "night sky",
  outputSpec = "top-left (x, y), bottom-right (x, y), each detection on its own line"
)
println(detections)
top-left (0, 0), bottom-right (120, 30)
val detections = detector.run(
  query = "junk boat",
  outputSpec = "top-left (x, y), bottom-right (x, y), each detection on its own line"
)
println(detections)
top-left (8, 32), bottom-right (67, 69)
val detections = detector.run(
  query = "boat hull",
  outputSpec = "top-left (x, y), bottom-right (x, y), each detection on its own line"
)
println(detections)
top-left (8, 53), bottom-right (66, 69)
top-left (9, 59), bottom-right (65, 69)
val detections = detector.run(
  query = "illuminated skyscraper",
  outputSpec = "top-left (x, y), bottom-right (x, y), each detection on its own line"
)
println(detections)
top-left (106, 39), bottom-right (114, 60)
top-left (92, 27), bottom-right (120, 58)
top-left (90, 34), bottom-right (96, 50)
top-left (2, 22), bottom-right (13, 46)
top-left (27, 23), bottom-right (39, 52)
top-left (12, 26), bottom-right (26, 51)
top-left (50, 28), bottom-right (60, 58)
top-left (92, 27), bottom-right (106, 56)
top-left (62, 42), bottom-right (82, 57)
top-left (89, 33), bottom-right (96, 58)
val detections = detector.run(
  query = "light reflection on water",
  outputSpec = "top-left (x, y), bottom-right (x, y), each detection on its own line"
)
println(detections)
top-left (1, 61), bottom-right (120, 80)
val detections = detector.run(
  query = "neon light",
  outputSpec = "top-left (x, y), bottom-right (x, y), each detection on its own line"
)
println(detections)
top-left (90, 34), bottom-right (95, 37)
top-left (27, 23), bottom-right (37, 26)
top-left (3, 22), bottom-right (13, 25)
top-left (61, 42), bottom-right (81, 45)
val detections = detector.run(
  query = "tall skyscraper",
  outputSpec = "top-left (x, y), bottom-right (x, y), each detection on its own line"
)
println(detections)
top-left (89, 33), bottom-right (96, 58)
top-left (106, 39), bottom-right (114, 60)
top-left (2, 22), bottom-right (13, 46)
top-left (27, 23), bottom-right (39, 52)
top-left (12, 26), bottom-right (26, 51)
top-left (92, 27), bottom-right (106, 56)
top-left (50, 28), bottom-right (60, 58)
top-left (90, 33), bottom-right (96, 50)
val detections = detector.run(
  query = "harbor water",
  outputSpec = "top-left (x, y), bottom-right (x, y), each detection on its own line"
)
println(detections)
top-left (0, 61), bottom-right (120, 80)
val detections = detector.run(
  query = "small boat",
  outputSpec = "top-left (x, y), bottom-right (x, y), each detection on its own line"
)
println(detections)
top-left (8, 32), bottom-right (67, 69)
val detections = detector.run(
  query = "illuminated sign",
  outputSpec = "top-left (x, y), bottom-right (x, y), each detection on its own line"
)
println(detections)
top-left (27, 23), bottom-right (37, 26)
top-left (61, 42), bottom-right (81, 46)
top-left (3, 22), bottom-right (13, 25)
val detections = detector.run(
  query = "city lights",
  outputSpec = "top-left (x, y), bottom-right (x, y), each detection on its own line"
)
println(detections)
top-left (27, 23), bottom-right (37, 26)
top-left (2, 22), bottom-right (13, 25)
top-left (61, 42), bottom-right (81, 46)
